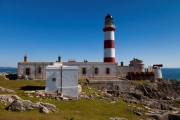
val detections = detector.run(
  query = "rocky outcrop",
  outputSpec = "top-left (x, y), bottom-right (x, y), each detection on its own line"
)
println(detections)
top-left (0, 95), bottom-right (21, 102)
top-left (0, 94), bottom-right (58, 113)
top-left (6, 99), bottom-right (58, 113)
top-left (118, 79), bottom-right (180, 119)
top-left (168, 113), bottom-right (180, 120)
top-left (39, 106), bottom-right (50, 114)
top-left (6, 99), bottom-right (36, 111)
top-left (0, 86), bottom-right (15, 93)
top-left (145, 110), bottom-right (170, 120)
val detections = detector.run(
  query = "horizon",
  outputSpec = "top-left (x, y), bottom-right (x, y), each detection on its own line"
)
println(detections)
top-left (1, 67), bottom-right (180, 69)
top-left (0, 0), bottom-right (180, 68)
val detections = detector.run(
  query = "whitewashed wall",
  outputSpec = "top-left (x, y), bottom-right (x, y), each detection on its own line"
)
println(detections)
top-left (45, 67), bottom-right (61, 93)
top-left (18, 62), bottom-right (118, 79)
top-left (45, 65), bottom-right (78, 98)
top-left (62, 67), bottom-right (78, 97)
top-left (63, 63), bottom-right (117, 78)
top-left (153, 67), bottom-right (163, 79)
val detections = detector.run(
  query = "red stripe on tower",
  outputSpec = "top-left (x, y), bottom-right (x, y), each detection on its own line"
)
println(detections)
top-left (103, 14), bottom-right (116, 62)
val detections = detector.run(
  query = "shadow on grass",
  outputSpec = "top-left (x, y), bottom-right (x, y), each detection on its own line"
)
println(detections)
top-left (20, 85), bottom-right (45, 91)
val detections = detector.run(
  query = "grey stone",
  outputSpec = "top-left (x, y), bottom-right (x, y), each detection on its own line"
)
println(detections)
top-left (6, 99), bottom-right (34, 111)
top-left (134, 111), bottom-right (142, 116)
top-left (39, 106), bottom-right (50, 114)
top-left (168, 113), bottom-right (180, 120)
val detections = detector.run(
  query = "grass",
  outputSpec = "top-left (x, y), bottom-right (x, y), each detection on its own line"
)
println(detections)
top-left (78, 79), bottom-right (87, 84)
top-left (0, 76), bottom-right (147, 120)
top-left (129, 80), bottom-right (151, 84)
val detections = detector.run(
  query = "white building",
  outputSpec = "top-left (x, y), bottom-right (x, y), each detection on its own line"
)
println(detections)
top-left (148, 64), bottom-right (163, 79)
top-left (45, 63), bottom-right (78, 98)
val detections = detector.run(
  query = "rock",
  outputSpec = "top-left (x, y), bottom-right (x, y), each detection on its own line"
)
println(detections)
top-left (134, 111), bottom-right (142, 116)
top-left (39, 106), bottom-right (50, 114)
top-left (168, 113), bottom-right (180, 120)
top-left (0, 95), bottom-right (21, 103)
top-left (4, 95), bottom-right (58, 113)
top-left (129, 91), bottom-right (143, 100)
top-left (62, 97), bottom-right (69, 101)
top-left (6, 99), bottom-right (35, 111)
top-left (163, 96), bottom-right (174, 100)
top-left (110, 101), bottom-right (116, 104)
top-left (78, 84), bottom-right (82, 94)
top-left (105, 93), bottom-right (112, 97)
top-left (36, 102), bottom-right (58, 112)
top-left (24, 91), bottom-right (36, 93)
top-left (123, 98), bottom-right (139, 104)
top-left (145, 111), bottom-right (170, 120)
top-left (0, 86), bottom-right (15, 93)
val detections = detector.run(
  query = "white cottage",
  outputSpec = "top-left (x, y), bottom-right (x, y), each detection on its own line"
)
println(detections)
top-left (45, 63), bottom-right (78, 98)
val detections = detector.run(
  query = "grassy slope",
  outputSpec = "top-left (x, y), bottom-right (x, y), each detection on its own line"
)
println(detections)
top-left (0, 76), bottom-right (145, 120)
top-left (129, 80), bottom-right (151, 84)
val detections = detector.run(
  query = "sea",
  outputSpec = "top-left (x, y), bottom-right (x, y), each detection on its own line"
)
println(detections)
top-left (0, 68), bottom-right (180, 80)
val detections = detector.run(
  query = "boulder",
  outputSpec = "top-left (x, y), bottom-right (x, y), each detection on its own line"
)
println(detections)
top-left (39, 106), bottom-right (50, 114)
top-left (0, 95), bottom-right (21, 103)
top-left (6, 99), bottom-right (35, 111)
top-left (129, 91), bottom-right (143, 100)
top-left (36, 102), bottom-right (58, 112)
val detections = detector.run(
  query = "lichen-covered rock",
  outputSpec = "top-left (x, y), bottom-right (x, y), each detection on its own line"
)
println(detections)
top-left (39, 106), bottom-right (50, 114)
top-left (145, 111), bottom-right (170, 120)
top-left (36, 102), bottom-right (58, 112)
top-left (0, 95), bottom-right (21, 103)
top-left (6, 99), bottom-right (35, 111)
top-left (0, 86), bottom-right (15, 93)
top-left (129, 91), bottom-right (143, 100)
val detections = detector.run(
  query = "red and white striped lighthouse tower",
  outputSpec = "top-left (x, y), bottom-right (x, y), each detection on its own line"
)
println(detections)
top-left (103, 13), bottom-right (116, 62)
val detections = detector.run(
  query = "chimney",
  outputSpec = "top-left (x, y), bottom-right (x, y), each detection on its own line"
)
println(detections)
top-left (58, 55), bottom-right (61, 62)
top-left (24, 54), bottom-right (28, 62)
top-left (121, 62), bottom-right (123, 66)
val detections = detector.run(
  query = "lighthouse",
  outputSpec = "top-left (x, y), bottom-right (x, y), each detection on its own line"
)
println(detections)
top-left (103, 13), bottom-right (116, 62)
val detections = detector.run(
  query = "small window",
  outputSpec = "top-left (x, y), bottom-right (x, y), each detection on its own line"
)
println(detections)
top-left (26, 68), bottom-right (30, 75)
top-left (94, 68), bottom-right (98, 75)
top-left (106, 68), bottom-right (110, 74)
top-left (82, 67), bottom-right (86, 75)
top-left (52, 78), bottom-right (56, 81)
top-left (38, 67), bottom-right (41, 74)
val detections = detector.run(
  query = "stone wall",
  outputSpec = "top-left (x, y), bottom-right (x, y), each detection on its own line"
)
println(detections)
top-left (118, 66), bottom-right (134, 77)
top-left (18, 62), bottom-right (51, 79)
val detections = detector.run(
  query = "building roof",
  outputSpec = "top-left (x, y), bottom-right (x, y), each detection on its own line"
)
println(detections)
top-left (105, 13), bottom-right (113, 19)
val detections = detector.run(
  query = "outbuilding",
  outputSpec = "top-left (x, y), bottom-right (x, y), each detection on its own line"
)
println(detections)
top-left (45, 63), bottom-right (78, 98)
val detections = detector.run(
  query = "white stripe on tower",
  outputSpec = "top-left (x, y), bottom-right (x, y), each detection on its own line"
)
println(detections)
top-left (103, 13), bottom-right (116, 62)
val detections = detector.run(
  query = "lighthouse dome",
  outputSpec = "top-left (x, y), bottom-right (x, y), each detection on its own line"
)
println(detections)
top-left (105, 13), bottom-right (113, 19)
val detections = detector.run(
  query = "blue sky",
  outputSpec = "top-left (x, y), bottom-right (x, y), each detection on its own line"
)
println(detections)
top-left (0, 0), bottom-right (180, 68)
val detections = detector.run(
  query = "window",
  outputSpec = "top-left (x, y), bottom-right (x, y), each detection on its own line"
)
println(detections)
top-left (26, 68), bottom-right (30, 75)
top-left (94, 68), bottom-right (98, 75)
top-left (38, 67), bottom-right (41, 74)
top-left (82, 67), bottom-right (86, 75)
top-left (106, 68), bottom-right (110, 74)
top-left (52, 78), bottom-right (56, 81)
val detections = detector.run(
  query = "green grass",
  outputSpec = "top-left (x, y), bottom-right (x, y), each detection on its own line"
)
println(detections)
top-left (0, 76), bottom-right (147, 120)
top-left (78, 79), bottom-right (87, 84)
top-left (129, 80), bottom-right (151, 84)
